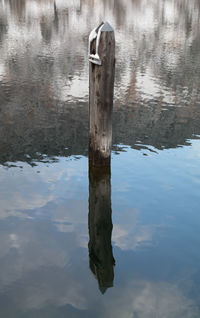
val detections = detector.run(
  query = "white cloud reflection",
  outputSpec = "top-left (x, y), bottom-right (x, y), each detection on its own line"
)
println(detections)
top-left (0, 158), bottom-right (87, 218)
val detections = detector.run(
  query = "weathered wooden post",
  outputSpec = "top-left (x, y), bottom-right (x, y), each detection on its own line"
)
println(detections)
top-left (89, 22), bottom-right (115, 167)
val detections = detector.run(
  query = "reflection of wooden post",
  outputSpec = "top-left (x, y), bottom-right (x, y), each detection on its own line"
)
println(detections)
top-left (88, 166), bottom-right (115, 294)
top-left (89, 22), bottom-right (115, 167)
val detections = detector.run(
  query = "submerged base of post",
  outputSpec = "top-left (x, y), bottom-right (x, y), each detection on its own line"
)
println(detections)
top-left (89, 165), bottom-right (111, 180)
top-left (89, 145), bottom-right (111, 168)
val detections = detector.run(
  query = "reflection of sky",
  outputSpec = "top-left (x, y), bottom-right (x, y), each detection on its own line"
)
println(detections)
top-left (0, 157), bottom-right (88, 222)
top-left (0, 141), bottom-right (200, 316)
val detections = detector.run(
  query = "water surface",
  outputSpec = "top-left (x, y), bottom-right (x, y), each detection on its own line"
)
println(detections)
top-left (0, 0), bottom-right (200, 317)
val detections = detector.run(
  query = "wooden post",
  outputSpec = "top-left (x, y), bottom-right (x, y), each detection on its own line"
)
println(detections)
top-left (89, 22), bottom-right (115, 167)
top-left (88, 166), bottom-right (115, 294)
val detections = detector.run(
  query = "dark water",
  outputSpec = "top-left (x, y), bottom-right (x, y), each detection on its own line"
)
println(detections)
top-left (0, 0), bottom-right (200, 317)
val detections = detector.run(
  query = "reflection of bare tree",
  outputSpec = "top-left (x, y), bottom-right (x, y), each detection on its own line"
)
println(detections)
top-left (88, 167), bottom-right (115, 294)
top-left (53, 1), bottom-right (59, 32)
top-left (40, 16), bottom-right (53, 43)
top-left (8, 0), bottom-right (26, 21)
top-left (0, 18), bottom-right (7, 43)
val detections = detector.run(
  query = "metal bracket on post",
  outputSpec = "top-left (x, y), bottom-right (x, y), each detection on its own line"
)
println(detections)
top-left (88, 22), bottom-right (104, 66)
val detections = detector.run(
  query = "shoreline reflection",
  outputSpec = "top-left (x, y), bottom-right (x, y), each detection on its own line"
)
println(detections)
top-left (1, 0), bottom-right (200, 165)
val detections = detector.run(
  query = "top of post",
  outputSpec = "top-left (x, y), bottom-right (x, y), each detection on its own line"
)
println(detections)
top-left (88, 21), bottom-right (114, 66)
top-left (101, 22), bottom-right (114, 32)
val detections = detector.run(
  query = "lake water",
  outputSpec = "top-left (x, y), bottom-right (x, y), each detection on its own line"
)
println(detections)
top-left (0, 0), bottom-right (200, 317)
